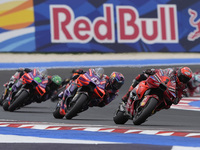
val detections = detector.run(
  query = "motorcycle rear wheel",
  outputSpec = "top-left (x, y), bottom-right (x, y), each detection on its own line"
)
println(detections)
top-left (113, 110), bottom-right (129, 124)
top-left (65, 93), bottom-right (88, 119)
top-left (8, 90), bottom-right (29, 112)
top-left (133, 97), bottom-right (158, 125)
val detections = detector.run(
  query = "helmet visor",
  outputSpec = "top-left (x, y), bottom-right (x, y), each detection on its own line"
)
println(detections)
top-left (112, 78), bottom-right (123, 90)
top-left (178, 74), bottom-right (190, 83)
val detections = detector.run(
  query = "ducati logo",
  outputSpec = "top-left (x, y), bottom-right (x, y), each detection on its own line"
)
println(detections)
top-left (188, 8), bottom-right (200, 41)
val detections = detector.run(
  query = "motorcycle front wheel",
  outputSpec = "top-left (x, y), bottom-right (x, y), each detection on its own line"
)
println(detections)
top-left (133, 97), bottom-right (158, 125)
top-left (8, 90), bottom-right (29, 112)
top-left (113, 110), bottom-right (129, 124)
top-left (65, 93), bottom-right (88, 119)
top-left (53, 101), bottom-right (65, 119)
top-left (2, 101), bottom-right (9, 111)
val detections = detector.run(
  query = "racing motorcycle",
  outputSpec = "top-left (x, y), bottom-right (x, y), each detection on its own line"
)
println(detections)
top-left (113, 69), bottom-right (176, 125)
top-left (0, 72), bottom-right (21, 106)
top-left (0, 82), bottom-right (12, 106)
top-left (53, 68), bottom-right (106, 119)
top-left (3, 69), bottom-right (48, 112)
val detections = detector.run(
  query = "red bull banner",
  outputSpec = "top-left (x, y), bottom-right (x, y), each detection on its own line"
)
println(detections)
top-left (0, 0), bottom-right (200, 53)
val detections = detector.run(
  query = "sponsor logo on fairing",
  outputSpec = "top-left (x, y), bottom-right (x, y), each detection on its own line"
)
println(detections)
top-left (50, 4), bottom-right (178, 44)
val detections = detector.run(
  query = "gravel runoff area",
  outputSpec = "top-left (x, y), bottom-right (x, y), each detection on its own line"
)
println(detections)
top-left (0, 52), bottom-right (200, 63)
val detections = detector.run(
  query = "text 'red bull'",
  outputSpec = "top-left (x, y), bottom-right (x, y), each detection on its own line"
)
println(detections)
top-left (50, 4), bottom-right (178, 44)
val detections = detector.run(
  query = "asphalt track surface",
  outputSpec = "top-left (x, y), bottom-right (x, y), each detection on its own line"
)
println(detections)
top-left (0, 65), bottom-right (200, 150)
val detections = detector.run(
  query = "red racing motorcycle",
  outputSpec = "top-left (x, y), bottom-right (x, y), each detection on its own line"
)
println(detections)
top-left (113, 69), bottom-right (177, 125)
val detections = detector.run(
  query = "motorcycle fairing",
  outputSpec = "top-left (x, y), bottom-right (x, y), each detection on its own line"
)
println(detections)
top-left (135, 81), bottom-right (149, 100)
top-left (22, 70), bottom-right (47, 96)
top-left (131, 70), bottom-right (177, 116)
top-left (76, 71), bottom-right (106, 99)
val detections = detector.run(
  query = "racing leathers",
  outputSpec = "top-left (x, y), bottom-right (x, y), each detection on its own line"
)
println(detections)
top-left (123, 68), bottom-right (189, 112)
top-left (58, 68), bottom-right (119, 115)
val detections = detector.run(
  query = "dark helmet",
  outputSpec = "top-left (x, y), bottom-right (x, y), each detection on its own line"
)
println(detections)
top-left (177, 67), bottom-right (192, 84)
top-left (52, 75), bottom-right (62, 86)
top-left (110, 72), bottom-right (125, 90)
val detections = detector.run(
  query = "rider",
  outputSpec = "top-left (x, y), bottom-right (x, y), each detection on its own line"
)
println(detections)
top-left (0, 68), bottom-right (33, 105)
top-left (122, 67), bottom-right (192, 110)
top-left (4, 68), bottom-right (32, 88)
top-left (37, 74), bottom-right (62, 103)
top-left (61, 69), bottom-right (86, 86)
top-left (58, 67), bottom-right (125, 115)
top-left (50, 69), bottom-right (85, 102)
top-left (186, 72), bottom-right (200, 97)
top-left (5, 68), bottom-right (62, 103)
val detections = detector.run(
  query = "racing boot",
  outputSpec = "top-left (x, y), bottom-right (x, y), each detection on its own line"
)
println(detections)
top-left (121, 85), bottom-right (134, 103)
top-left (125, 89), bottom-right (137, 118)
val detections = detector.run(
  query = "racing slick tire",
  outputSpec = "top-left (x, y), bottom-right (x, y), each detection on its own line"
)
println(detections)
top-left (65, 93), bottom-right (88, 120)
top-left (133, 97), bottom-right (158, 125)
top-left (113, 110), bottom-right (129, 124)
top-left (2, 101), bottom-right (9, 111)
top-left (8, 90), bottom-right (29, 112)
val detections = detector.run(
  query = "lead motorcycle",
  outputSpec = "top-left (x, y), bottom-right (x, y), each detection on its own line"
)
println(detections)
top-left (53, 68), bottom-right (106, 119)
top-left (113, 69), bottom-right (176, 125)
top-left (3, 69), bottom-right (48, 112)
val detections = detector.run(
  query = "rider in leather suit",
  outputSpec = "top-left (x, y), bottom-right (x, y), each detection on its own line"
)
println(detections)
top-left (122, 67), bottom-right (192, 110)
top-left (58, 68), bottom-right (125, 115)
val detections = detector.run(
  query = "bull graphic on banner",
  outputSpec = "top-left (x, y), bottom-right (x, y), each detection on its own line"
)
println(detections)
top-left (188, 8), bottom-right (200, 41)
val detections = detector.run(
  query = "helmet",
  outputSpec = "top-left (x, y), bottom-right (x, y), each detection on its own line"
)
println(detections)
top-left (93, 68), bottom-right (104, 79)
top-left (193, 74), bottom-right (200, 86)
top-left (110, 72), bottom-right (125, 90)
top-left (52, 75), bottom-right (62, 86)
top-left (37, 68), bottom-right (48, 78)
top-left (177, 67), bottom-right (192, 84)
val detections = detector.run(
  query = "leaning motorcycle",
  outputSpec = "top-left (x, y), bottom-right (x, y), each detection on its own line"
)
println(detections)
top-left (53, 68), bottom-right (106, 119)
top-left (0, 72), bottom-right (21, 106)
top-left (0, 82), bottom-right (12, 106)
top-left (3, 69), bottom-right (47, 112)
top-left (113, 69), bottom-right (176, 125)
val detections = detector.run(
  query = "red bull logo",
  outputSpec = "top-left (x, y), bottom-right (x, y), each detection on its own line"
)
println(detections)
top-left (188, 8), bottom-right (200, 41)
top-left (50, 4), bottom-right (178, 44)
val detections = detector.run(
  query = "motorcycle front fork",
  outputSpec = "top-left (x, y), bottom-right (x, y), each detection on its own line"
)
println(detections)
top-left (59, 99), bottom-right (67, 115)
